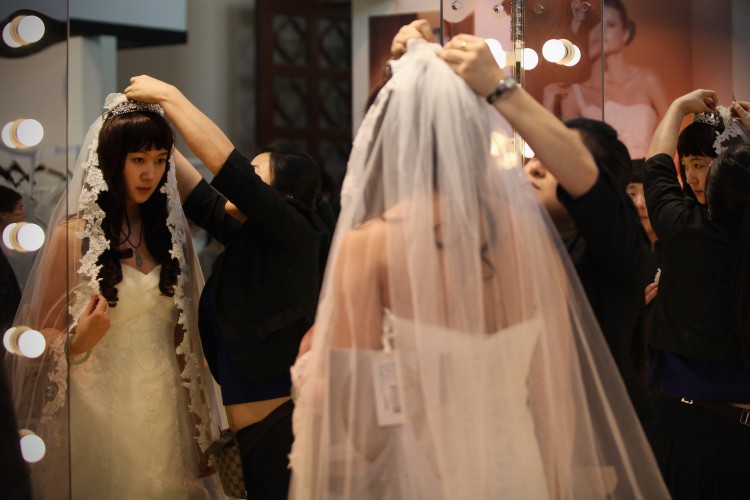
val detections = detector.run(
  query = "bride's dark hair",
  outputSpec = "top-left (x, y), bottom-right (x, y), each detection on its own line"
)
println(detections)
top-left (95, 111), bottom-right (179, 305)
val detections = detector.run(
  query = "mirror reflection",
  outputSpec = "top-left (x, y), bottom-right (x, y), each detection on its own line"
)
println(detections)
top-left (2, 1), bottom-right (750, 499)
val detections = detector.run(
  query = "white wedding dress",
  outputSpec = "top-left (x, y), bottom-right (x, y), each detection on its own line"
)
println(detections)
top-left (291, 310), bottom-right (549, 500)
top-left (69, 265), bottom-right (210, 499)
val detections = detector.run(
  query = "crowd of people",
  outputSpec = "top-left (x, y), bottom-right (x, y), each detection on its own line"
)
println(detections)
top-left (3, 16), bottom-right (750, 500)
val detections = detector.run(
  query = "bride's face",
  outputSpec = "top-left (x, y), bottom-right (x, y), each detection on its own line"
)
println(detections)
top-left (122, 147), bottom-right (169, 205)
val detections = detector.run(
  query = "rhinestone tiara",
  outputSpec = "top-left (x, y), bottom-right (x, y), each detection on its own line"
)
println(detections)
top-left (693, 112), bottom-right (721, 127)
top-left (105, 100), bottom-right (165, 121)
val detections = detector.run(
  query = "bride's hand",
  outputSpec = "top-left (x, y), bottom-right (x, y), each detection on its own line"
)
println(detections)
top-left (70, 294), bottom-right (110, 356)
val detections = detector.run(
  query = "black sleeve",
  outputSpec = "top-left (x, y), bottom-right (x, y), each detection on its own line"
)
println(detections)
top-left (183, 178), bottom-right (242, 246)
top-left (0, 255), bottom-right (21, 332)
top-left (643, 153), bottom-right (690, 241)
top-left (210, 149), bottom-right (314, 247)
top-left (558, 169), bottom-right (653, 291)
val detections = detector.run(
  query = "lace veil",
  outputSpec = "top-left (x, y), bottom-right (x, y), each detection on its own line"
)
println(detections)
top-left (289, 41), bottom-right (668, 499)
top-left (6, 94), bottom-right (222, 497)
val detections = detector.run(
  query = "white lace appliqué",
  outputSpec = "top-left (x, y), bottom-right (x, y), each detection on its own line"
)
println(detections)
top-left (714, 105), bottom-right (750, 155)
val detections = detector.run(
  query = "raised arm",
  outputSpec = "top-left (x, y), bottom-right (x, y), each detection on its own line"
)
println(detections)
top-left (125, 76), bottom-right (234, 175)
top-left (646, 89), bottom-right (717, 159)
top-left (172, 149), bottom-right (203, 204)
top-left (440, 34), bottom-right (597, 198)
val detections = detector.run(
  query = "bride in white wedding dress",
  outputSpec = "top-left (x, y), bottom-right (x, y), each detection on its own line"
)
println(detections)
top-left (7, 95), bottom-right (223, 499)
top-left (289, 40), bottom-right (669, 499)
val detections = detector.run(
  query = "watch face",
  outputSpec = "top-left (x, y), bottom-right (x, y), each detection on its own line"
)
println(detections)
top-left (487, 76), bottom-right (516, 104)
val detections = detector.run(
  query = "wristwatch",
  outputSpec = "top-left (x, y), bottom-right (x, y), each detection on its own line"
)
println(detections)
top-left (486, 75), bottom-right (517, 104)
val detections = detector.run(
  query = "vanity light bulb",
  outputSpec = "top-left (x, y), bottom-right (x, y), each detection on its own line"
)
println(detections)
top-left (2, 119), bottom-right (44, 149)
top-left (542, 39), bottom-right (566, 63)
top-left (16, 119), bottom-right (44, 147)
top-left (4, 327), bottom-right (46, 359)
top-left (3, 222), bottom-right (45, 252)
top-left (521, 48), bottom-right (539, 70)
top-left (17, 16), bottom-right (45, 44)
top-left (16, 222), bottom-right (45, 251)
top-left (2, 22), bottom-right (21, 48)
top-left (3, 328), bottom-right (14, 353)
top-left (564, 44), bottom-right (582, 67)
top-left (18, 329), bottom-right (45, 358)
top-left (19, 430), bottom-right (46, 463)
top-left (1, 122), bottom-right (16, 149)
top-left (2, 223), bottom-right (15, 249)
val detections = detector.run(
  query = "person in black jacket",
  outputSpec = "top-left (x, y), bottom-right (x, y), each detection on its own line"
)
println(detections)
top-left (126, 76), bottom-right (333, 499)
top-left (644, 89), bottom-right (750, 499)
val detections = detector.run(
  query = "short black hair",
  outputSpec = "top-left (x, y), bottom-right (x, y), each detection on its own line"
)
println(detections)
top-left (706, 144), bottom-right (750, 230)
top-left (565, 118), bottom-right (632, 192)
top-left (262, 143), bottom-right (322, 209)
top-left (630, 159), bottom-right (645, 184)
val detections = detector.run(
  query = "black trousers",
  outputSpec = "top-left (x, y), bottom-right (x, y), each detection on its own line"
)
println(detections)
top-left (646, 395), bottom-right (750, 500)
top-left (236, 399), bottom-right (295, 500)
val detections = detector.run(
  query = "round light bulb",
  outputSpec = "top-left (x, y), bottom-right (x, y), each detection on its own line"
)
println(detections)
top-left (2, 223), bottom-right (15, 249)
top-left (17, 15), bottom-right (44, 44)
top-left (542, 39), bottom-right (566, 63)
top-left (16, 222), bottom-right (45, 251)
top-left (16, 119), bottom-right (44, 147)
top-left (3, 327), bottom-right (14, 353)
top-left (18, 329), bottom-right (45, 358)
top-left (19, 430), bottom-right (46, 463)
top-left (564, 44), bottom-right (582, 67)
top-left (523, 142), bottom-right (536, 159)
top-left (2, 23), bottom-right (21, 48)
top-left (521, 48), bottom-right (539, 70)
top-left (485, 38), bottom-right (506, 69)
top-left (2, 122), bottom-right (17, 149)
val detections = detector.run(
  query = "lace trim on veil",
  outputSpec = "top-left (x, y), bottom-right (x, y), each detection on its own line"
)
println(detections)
top-left (714, 105), bottom-right (750, 155)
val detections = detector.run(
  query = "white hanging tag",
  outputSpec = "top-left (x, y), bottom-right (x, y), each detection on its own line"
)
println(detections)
top-left (371, 353), bottom-right (406, 427)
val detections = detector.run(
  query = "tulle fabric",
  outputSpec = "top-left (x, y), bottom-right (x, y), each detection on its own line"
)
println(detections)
top-left (289, 41), bottom-right (668, 499)
top-left (6, 94), bottom-right (224, 499)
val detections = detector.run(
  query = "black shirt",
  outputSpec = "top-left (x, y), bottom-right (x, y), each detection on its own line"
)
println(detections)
top-left (558, 167), bottom-right (654, 420)
top-left (184, 149), bottom-right (330, 381)
top-left (0, 250), bottom-right (21, 337)
top-left (644, 153), bottom-right (742, 366)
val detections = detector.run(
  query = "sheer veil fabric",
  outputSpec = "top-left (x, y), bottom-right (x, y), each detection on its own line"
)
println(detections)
top-left (289, 41), bottom-right (668, 499)
top-left (6, 94), bottom-right (223, 498)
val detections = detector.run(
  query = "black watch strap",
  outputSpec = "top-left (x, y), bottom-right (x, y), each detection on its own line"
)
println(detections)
top-left (486, 75), bottom-right (517, 104)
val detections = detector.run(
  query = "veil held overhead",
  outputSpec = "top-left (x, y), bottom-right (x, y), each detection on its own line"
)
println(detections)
top-left (288, 40), bottom-right (668, 499)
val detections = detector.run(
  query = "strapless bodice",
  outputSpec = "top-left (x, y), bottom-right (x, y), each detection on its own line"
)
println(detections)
top-left (109, 264), bottom-right (176, 327)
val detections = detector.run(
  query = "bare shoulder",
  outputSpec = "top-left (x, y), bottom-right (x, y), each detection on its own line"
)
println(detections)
top-left (47, 217), bottom-right (87, 255)
top-left (634, 66), bottom-right (664, 88)
top-left (343, 217), bottom-right (387, 257)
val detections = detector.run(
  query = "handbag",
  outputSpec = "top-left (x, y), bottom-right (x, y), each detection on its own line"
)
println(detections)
top-left (206, 429), bottom-right (247, 499)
